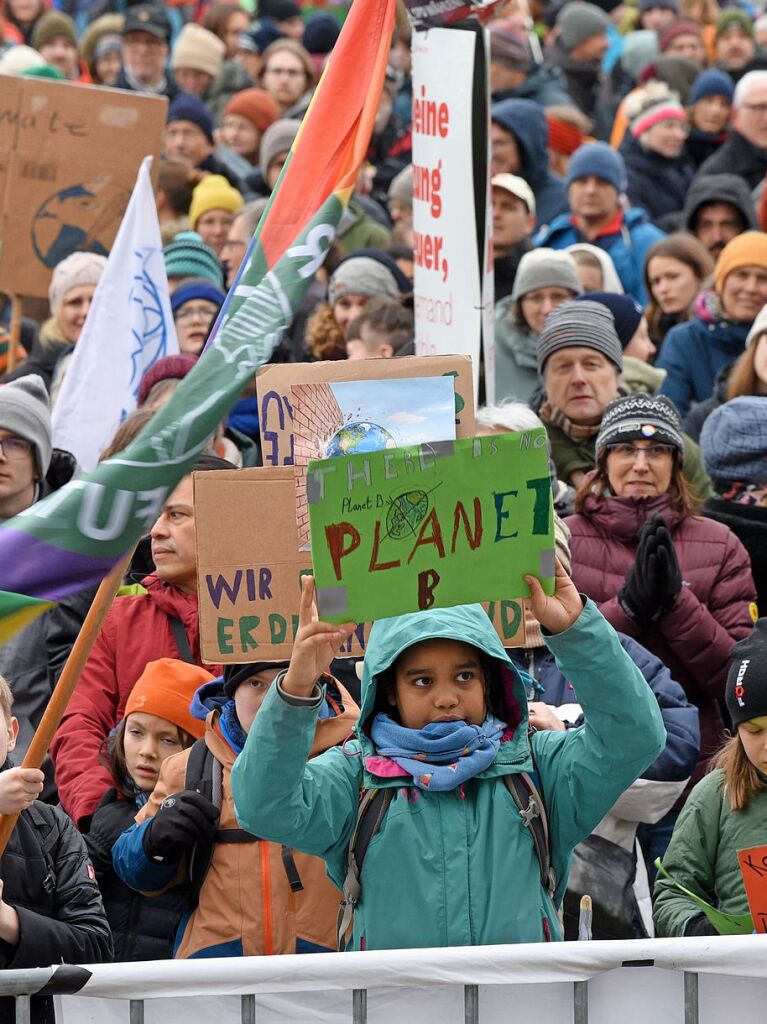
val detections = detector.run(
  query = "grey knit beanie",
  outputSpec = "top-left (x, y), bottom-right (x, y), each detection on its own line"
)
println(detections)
top-left (388, 164), bottom-right (413, 206)
top-left (557, 2), bottom-right (610, 52)
top-left (259, 118), bottom-right (301, 173)
top-left (537, 299), bottom-right (623, 375)
top-left (596, 392), bottom-right (684, 457)
top-left (328, 256), bottom-right (401, 306)
top-left (700, 397), bottom-right (767, 484)
top-left (0, 375), bottom-right (52, 477)
top-left (511, 249), bottom-right (583, 303)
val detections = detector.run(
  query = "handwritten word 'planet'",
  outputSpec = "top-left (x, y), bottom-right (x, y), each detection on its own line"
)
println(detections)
top-left (325, 421), bottom-right (397, 457)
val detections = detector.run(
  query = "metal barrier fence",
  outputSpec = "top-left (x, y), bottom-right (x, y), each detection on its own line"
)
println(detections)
top-left (2, 935), bottom-right (766, 1023)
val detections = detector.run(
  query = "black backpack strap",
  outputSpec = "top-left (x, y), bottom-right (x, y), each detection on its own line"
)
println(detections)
top-left (504, 770), bottom-right (556, 898)
top-left (337, 787), bottom-right (394, 950)
top-left (168, 615), bottom-right (195, 664)
top-left (24, 803), bottom-right (58, 895)
top-left (281, 846), bottom-right (303, 893)
top-left (184, 739), bottom-right (218, 903)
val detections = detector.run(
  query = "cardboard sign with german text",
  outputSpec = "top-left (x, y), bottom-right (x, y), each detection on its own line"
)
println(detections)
top-left (308, 431), bottom-right (555, 623)
top-left (255, 354), bottom-right (475, 468)
top-left (194, 467), bottom-right (368, 663)
top-left (738, 844), bottom-right (767, 933)
top-left (0, 77), bottom-right (166, 298)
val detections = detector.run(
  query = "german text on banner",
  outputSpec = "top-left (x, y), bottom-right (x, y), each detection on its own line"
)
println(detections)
top-left (0, 0), bottom-right (395, 645)
top-left (51, 157), bottom-right (179, 472)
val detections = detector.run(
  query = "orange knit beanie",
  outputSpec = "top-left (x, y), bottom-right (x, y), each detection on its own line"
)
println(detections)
top-left (124, 658), bottom-right (214, 739)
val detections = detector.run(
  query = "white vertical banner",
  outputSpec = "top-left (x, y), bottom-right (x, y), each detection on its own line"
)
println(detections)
top-left (479, 27), bottom-right (495, 404)
top-left (412, 27), bottom-right (481, 400)
top-left (52, 156), bottom-right (178, 471)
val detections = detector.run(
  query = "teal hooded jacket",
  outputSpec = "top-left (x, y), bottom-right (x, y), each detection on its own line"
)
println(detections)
top-left (231, 600), bottom-right (665, 950)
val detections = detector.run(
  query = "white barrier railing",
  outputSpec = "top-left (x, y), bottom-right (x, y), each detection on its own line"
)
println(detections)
top-left (4, 934), bottom-right (766, 1024)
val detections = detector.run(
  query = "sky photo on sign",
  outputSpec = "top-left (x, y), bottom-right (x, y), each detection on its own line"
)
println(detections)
top-left (291, 375), bottom-right (457, 549)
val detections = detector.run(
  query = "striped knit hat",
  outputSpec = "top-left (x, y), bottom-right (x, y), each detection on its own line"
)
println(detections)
top-left (629, 84), bottom-right (686, 138)
top-left (595, 393), bottom-right (685, 457)
top-left (163, 231), bottom-right (224, 288)
top-left (537, 299), bottom-right (623, 375)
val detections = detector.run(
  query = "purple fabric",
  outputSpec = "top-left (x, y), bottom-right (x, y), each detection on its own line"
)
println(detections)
top-left (0, 529), bottom-right (120, 600)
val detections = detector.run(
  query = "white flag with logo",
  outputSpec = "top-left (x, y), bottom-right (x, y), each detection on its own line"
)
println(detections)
top-left (52, 156), bottom-right (179, 471)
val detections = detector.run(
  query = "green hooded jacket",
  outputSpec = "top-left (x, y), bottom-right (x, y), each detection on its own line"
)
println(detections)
top-left (231, 600), bottom-right (665, 950)
top-left (653, 768), bottom-right (767, 937)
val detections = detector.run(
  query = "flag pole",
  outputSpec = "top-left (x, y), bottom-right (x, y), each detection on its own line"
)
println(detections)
top-left (0, 547), bottom-right (134, 857)
top-left (6, 296), bottom-right (22, 375)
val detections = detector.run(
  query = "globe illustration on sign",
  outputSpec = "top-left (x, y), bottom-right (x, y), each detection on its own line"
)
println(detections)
top-left (32, 180), bottom-right (130, 269)
top-left (325, 421), bottom-right (397, 457)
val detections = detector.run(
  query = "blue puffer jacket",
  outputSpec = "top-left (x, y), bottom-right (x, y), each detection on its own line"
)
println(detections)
top-left (657, 315), bottom-right (751, 418)
top-left (507, 632), bottom-right (700, 783)
top-left (534, 207), bottom-right (665, 303)
top-left (231, 600), bottom-right (666, 950)
top-left (492, 98), bottom-right (569, 226)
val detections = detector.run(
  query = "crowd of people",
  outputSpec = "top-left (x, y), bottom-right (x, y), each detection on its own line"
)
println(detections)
top-left (0, 0), bottom-right (766, 1005)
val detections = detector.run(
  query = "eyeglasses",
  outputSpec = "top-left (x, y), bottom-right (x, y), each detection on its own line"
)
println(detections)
top-left (175, 304), bottom-right (217, 322)
top-left (0, 437), bottom-right (33, 460)
top-left (606, 443), bottom-right (675, 463)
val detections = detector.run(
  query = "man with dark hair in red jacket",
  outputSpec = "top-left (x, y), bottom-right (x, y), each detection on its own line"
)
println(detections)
top-left (51, 454), bottom-right (231, 829)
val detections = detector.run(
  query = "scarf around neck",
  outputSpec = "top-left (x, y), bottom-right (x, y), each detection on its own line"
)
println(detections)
top-left (370, 713), bottom-right (506, 791)
top-left (540, 400), bottom-right (601, 443)
top-left (219, 699), bottom-right (248, 754)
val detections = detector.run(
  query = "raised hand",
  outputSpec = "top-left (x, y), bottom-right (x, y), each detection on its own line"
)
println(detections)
top-left (281, 576), bottom-right (356, 698)
top-left (525, 558), bottom-right (583, 635)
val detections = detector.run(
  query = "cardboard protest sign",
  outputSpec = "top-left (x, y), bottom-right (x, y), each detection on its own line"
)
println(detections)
top-left (291, 374), bottom-right (457, 549)
top-left (308, 431), bottom-right (555, 624)
top-left (256, 354), bottom-right (475, 467)
top-left (738, 845), bottom-right (767, 933)
top-left (194, 467), bottom-right (368, 663)
top-left (0, 77), bottom-right (166, 299)
top-left (411, 26), bottom-right (493, 400)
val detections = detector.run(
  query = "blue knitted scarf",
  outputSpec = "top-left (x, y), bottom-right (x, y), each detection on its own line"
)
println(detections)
top-left (370, 713), bottom-right (506, 791)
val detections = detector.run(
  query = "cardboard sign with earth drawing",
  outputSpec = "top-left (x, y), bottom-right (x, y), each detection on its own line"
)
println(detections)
top-left (0, 76), bottom-right (166, 299)
top-left (307, 431), bottom-right (556, 624)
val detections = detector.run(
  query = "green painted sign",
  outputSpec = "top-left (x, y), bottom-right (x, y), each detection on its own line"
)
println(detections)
top-left (307, 431), bottom-right (555, 623)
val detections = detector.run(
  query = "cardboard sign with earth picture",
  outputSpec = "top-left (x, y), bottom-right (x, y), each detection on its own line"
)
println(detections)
top-left (0, 76), bottom-right (166, 299)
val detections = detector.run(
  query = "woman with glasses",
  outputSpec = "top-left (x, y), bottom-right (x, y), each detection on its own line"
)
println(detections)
top-left (170, 280), bottom-right (226, 355)
top-left (567, 393), bottom-right (755, 840)
top-left (619, 83), bottom-right (695, 228)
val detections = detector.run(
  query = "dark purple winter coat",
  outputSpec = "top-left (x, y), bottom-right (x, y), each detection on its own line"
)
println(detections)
top-left (567, 493), bottom-right (756, 787)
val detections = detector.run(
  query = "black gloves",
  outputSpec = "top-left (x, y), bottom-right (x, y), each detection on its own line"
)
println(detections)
top-left (143, 791), bottom-right (220, 863)
top-left (685, 913), bottom-right (718, 937)
top-left (619, 514), bottom-right (682, 625)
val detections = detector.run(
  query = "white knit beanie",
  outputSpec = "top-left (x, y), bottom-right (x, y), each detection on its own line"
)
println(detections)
top-left (171, 23), bottom-right (225, 77)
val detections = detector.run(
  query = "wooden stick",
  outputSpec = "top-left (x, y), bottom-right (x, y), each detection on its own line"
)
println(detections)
top-left (6, 295), bottom-right (22, 375)
top-left (0, 548), bottom-right (134, 857)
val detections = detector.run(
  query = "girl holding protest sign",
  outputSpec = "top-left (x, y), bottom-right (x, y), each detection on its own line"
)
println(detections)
top-left (653, 620), bottom-right (767, 937)
top-left (231, 567), bottom-right (665, 949)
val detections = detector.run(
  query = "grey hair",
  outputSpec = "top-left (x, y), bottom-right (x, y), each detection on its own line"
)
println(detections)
top-left (734, 70), bottom-right (767, 106)
top-left (475, 401), bottom-right (546, 433)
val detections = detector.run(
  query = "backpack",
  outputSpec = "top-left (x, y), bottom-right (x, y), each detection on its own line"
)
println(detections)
top-left (336, 767), bottom-right (555, 950)
top-left (184, 738), bottom-right (303, 904)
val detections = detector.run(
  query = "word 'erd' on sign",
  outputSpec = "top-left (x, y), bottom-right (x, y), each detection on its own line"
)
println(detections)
top-left (307, 431), bottom-right (556, 624)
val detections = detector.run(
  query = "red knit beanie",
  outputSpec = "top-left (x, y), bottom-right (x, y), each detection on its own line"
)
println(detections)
top-left (125, 658), bottom-right (213, 740)
top-left (137, 354), bottom-right (198, 407)
top-left (222, 88), bottom-right (280, 133)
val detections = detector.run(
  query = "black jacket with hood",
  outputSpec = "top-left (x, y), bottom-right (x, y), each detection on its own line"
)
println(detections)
top-left (620, 131), bottom-right (695, 226)
top-left (681, 172), bottom-right (758, 236)
top-left (695, 131), bottom-right (767, 190)
top-left (491, 98), bottom-right (568, 226)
